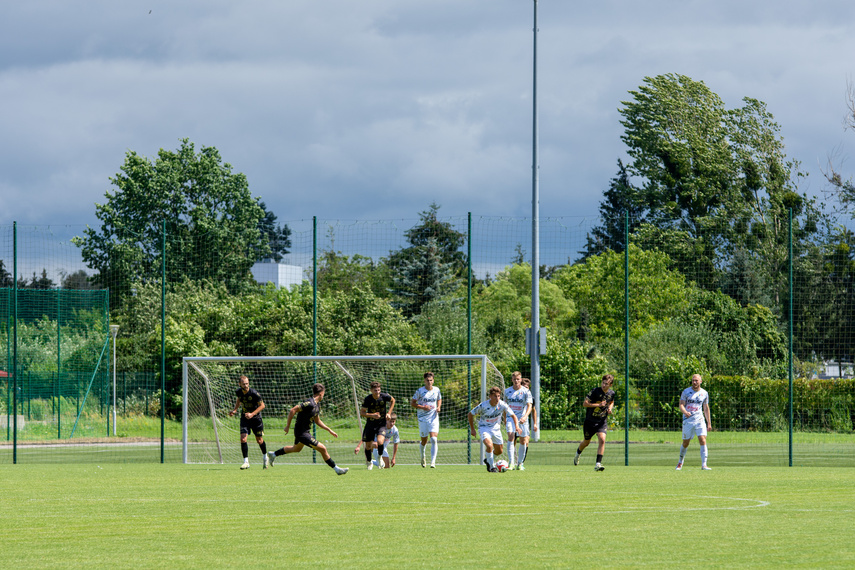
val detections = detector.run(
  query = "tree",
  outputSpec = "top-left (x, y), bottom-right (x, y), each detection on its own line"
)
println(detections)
top-left (581, 159), bottom-right (647, 259)
top-left (620, 74), bottom-right (823, 298)
top-left (823, 80), bottom-right (855, 212)
top-left (388, 203), bottom-right (467, 277)
top-left (72, 139), bottom-right (268, 309)
top-left (0, 260), bottom-right (12, 287)
top-left (17, 269), bottom-right (55, 290)
top-left (256, 201), bottom-right (292, 262)
top-left (60, 269), bottom-right (95, 290)
top-left (391, 237), bottom-right (459, 318)
top-left (552, 245), bottom-right (690, 340)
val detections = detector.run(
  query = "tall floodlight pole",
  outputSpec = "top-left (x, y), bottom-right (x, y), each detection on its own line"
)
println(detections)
top-left (110, 324), bottom-right (119, 436)
top-left (530, 0), bottom-right (541, 442)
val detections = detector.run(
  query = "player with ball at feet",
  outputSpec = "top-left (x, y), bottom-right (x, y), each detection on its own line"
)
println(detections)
top-left (469, 386), bottom-right (519, 472)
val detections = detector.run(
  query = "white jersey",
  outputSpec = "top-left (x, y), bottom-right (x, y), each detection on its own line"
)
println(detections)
top-left (680, 387), bottom-right (709, 423)
top-left (504, 386), bottom-right (532, 421)
top-left (412, 386), bottom-right (442, 422)
top-left (470, 399), bottom-right (515, 429)
top-left (384, 424), bottom-right (401, 445)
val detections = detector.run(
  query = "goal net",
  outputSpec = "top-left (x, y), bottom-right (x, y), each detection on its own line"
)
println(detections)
top-left (182, 355), bottom-right (505, 466)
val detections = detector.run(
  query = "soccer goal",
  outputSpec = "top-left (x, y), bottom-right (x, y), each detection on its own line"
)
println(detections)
top-left (182, 355), bottom-right (505, 466)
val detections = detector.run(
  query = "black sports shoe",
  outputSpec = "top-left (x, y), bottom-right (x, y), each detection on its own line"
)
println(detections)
top-left (489, 467), bottom-right (499, 473)
top-left (484, 458), bottom-right (492, 472)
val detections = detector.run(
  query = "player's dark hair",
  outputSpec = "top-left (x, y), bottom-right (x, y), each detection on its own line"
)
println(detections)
top-left (489, 386), bottom-right (502, 397)
top-left (370, 381), bottom-right (381, 389)
top-left (424, 372), bottom-right (434, 379)
top-left (602, 374), bottom-right (614, 383)
top-left (312, 383), bottom-right (325, 395)
top-left (389, 412), bottom-right (397, 420)
top-left (521, 378), bottom-right (531, 387)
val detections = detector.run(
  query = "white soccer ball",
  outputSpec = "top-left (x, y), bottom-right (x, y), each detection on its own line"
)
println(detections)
top-left (495, 459), bottom-right (509, 472)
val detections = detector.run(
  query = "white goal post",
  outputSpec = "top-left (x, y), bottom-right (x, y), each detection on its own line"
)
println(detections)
top-left (182, 355), bottom-right (505, 466)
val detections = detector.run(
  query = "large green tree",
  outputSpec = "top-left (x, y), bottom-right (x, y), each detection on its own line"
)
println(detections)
top-left (73, 139), bottom-right (269, 309)
top-left (619, 74), bottom-right (823, 295)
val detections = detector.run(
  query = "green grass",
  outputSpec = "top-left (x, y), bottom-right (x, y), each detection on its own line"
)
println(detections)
top-left (1, 464), bottom-right (853, 568)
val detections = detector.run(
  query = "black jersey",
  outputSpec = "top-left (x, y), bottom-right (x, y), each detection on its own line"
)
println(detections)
top-left (361, 392), bottom-right (393, 426)
top-left (584, 386), bottom-right (615, 422)
top-left (293, 397), bottom-right (320, 435)
top-left (235, 387), bottom-right (264, 417)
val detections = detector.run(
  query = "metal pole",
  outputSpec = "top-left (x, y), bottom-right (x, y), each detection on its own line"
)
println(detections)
top-left (12, 222), bottom-right (17, 463)
top-left (624, 210), bottom-right (630, 465)
top-left (312, 216), bottom-right (318, 464)
top-left (161, 219), bottom-right (166, 463)
top-left (530, 0), bottom-right (541, 442)
top-left (788, 208), bottom-right (793, 467)
top-left (110, 324), bottom-right (119, 436)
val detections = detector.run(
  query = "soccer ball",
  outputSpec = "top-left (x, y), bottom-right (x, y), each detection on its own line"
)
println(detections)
top-left (495, 460), bottom-right (509, 472)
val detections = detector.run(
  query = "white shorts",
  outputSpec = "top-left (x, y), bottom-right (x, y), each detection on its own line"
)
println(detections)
top-left (506, 418), bottom-right (530, 438)
top-left (682, 420), bottom-right (707, 440)
top-left (419, 417), bottom-right (439, 438)
top-left (479, 425), bottom-right (504, 445)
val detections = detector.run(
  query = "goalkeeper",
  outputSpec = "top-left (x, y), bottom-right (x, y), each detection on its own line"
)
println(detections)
top-left (267, 383), bottom-right (349, 475)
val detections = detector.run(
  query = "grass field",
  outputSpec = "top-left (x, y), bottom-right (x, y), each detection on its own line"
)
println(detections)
top-left (2, 463), bottom-right (853, 568)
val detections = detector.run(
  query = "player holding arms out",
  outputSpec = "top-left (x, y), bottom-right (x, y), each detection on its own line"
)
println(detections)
top-left (360, 381), bottom-right (395, 470)
top-left (469, 386), bottom-right (519, 472)
top-left (228, 375), bottom-right (268, 470)
top-left (411, 371), bottom-right (442, 468)
top-left (574, 374), bottom-right (616, 472)
top-left (267, 383), bottom-right (348, 475)
top-left (676, 373), bottom-right (712, 471)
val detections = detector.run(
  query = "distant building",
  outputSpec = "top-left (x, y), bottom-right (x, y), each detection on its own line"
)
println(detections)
top-left (250, 261), bottom-right (305, 289)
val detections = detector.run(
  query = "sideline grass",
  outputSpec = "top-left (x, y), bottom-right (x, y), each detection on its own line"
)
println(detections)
top-left (1, 463), bottom-right (853, 568)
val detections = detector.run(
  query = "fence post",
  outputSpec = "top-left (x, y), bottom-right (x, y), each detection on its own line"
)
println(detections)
top-left (788, 208), bottom-right (793, 467)
top-left (624, 210), bottom-right (630, 466)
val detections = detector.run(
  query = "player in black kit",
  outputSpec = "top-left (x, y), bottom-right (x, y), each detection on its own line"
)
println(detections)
top-left (267, 383), bottom-right (349, 475)
top-left (573, 374), bottom-right (616, 472)
top-left (228, 375), bottom-right (268, 470)
top-left (359, 381), bottom-right (395, 470)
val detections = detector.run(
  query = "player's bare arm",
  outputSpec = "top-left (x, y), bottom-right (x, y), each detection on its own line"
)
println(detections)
top-left (703, 401), bottom-right (712, 429)
top-left (386, 396), bottom-right (396, 418)
top-left (679, 399), bottom-right (690, 418)
top-left (228, 399), bottom-right (240, 416)
top-left (247, 400), bottom-right (265, 419)
top-left (314, 415), bottom-right (338, 438)
top-left (467, 412), bottom-right (477, 436)
top-left (283, 404), bottom-right (299, 434)
top-left (360, 406), bottom-right (381, 420)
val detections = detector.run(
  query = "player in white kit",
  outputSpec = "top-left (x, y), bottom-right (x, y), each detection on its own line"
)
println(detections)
top-left (469, 386), bottom-right (519, 472)
top-left (411, 371), bottom-right (442, 468)
top-left (504, 371), bottom-right (533, 470)
top-left (676, 373), bottom-right (712, 471)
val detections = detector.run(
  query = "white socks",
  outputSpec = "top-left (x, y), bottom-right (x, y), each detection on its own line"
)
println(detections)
top-left (700, 445), bottom-right (708, 465)
top-left (508, 443), bottom-right (515, 465)
top-left (430, 437), bottom-right (438, 464)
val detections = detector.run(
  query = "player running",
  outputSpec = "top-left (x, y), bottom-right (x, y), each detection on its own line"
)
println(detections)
top-left (228, 375), bottom-right (268, 470)
top-left (573, 374), bottom-right (616, 472)
top-left (360, 381), bottom-right (395, 470)
top-left (676, 373), bottom-right (712, 471)
top-left (411, 371), bottom-right (442, 468)
top-left (504, 371), bottom-right (533, 470)
top-left (266, 383), bottom-right (348, 475)
top-left (469, 386), bottom-right (519, 472)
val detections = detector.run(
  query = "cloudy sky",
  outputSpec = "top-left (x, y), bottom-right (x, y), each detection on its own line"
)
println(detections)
top-left (2, 0), bottom-right (855, 232)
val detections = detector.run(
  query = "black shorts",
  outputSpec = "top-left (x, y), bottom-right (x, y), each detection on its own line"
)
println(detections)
top-left (583, 419), bottom-right (607, 441)
top-left (361, 422), bottom-right (387, 443)
top-left (240, 415), bottom-right (264, 437)
top-left (294, 432), bottom-right (320, 448)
